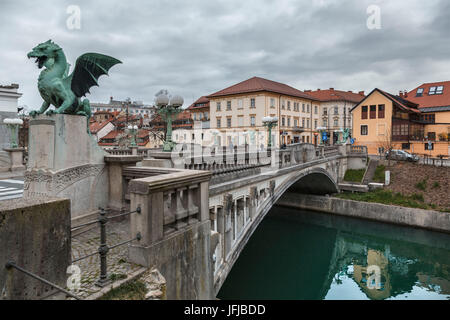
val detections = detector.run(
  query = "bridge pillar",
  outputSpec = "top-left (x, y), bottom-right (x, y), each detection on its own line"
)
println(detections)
top-left (223, 194), bottom-right (234, 260)
top-left (128, 169), bottom-right (214, 299)
top-left (249, 187), bottom-right (258, 220)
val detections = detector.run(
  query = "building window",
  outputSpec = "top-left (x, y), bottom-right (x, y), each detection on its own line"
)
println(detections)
top-left (238, 99), bottom-right (243, 109)
top-left (227, 118), bottom-right (232, 128)
top-left (370, 105), bottom-right (376, 119)
top-left (361, 106), bottom-right (368, 119)
top-left (216, 102), bottom-right (221, 111)
top-left (302, 118), bottom-right (305, 127)
top-left (436, 86), bottom-right (444, 94)
top-left (287, 117), bottom-right (291, 126)
top-left (361, 125), bottom-right (368, 135)
top-left (425, 142), bottom-right (434, 150)
top-left (227, 101), bottom-right (231, 110)
top-left (270, 98), bottom-right (275, 108)
top-left (421, 114), bottom-right (435, 123)
top-left (287, 101), bottom-right (291, 110)
top-left (334, 106), bottom-right (338, 115)
top-left (282, 117), bottom-right (285, 126)
top-left (402, 143), bottom-right (410, 150)
top-left (307, 104), bottom-right (310, 113)
top-left (416, 88), bottom-right (424, 97)
top-left (217, 118), bottom-right (221, 128)
top-left (281, 100), bottom-right (285, 110)
top-left (302, 104), bottom-right (305, 112)
top-left (250, 116), bottom-right (256, 127)
top-left (307, 119), bottom-right (310, 128)
top-left (314, 106), bottom-right (318, 114)
top-left (323, 119), bottom-right (327, 127)
top-left (294, 119), bottom-right (298, 127)
top-left (314, 120), bottom-right (317, 129)
top-left (427, 132), bottom-right (436, 141)
top-left (378, 104), bottom-right (385, 118)
top-left (334, 119), bottom-right (338, 127)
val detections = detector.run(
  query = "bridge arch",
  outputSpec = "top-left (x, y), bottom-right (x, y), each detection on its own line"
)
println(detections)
top-left (214, 167), bottom-right (339, 294)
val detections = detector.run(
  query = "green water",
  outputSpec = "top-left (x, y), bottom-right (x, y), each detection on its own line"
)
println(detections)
top-left (217, 207), bottom-right (450, 300)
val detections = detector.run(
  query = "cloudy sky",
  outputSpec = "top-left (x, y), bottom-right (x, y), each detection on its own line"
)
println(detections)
top-left (1, 0), bottom-right (450, 110)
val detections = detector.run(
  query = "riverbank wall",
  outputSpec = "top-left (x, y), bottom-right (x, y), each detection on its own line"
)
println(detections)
top-left (276, 193), bottom-right (450, 234)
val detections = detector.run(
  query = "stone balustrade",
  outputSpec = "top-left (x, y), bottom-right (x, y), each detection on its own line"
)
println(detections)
top-left (127, 167), bottom-right (213, 299)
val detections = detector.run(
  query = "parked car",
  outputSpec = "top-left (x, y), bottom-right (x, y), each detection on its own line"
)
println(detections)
top-left (385, 149), bottom-right (419, 162)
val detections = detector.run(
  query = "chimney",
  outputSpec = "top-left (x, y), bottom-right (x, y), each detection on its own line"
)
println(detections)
top-left (358, 91), bottom-right (365, 96)
top-left (348, 91), bottom-right (353, 93)
top-left (399, 91), bottom-right (404, 98)
top-left (317, 89), bottom-right (321, 91)
top-left (404, 90), bottom-right (408, 98)
top-left (329, 88), bottom-right (334, 91)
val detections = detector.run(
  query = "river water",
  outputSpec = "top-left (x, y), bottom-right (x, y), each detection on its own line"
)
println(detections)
top-left (217, 206), bottom-right (450, 300)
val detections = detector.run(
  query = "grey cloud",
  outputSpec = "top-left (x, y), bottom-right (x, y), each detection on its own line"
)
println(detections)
top-left (0, 0), bottom-right (449, 109)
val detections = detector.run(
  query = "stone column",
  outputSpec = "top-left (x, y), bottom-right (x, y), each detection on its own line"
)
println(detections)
top-left (105, 155), bottom-right (143, 213)
top-left (249, 187), bottom-right (258, 220)
top-left (223, 193), bottom-right (233, 260)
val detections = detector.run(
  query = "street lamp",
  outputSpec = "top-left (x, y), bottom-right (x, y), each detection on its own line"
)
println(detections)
top-left (156, 93), bottom-right (183, 152)
top-left (127, 124), bottom-right (138, 147)
top-left (3, 118), bottom-right (23, 148)
top-left (262, 116), bottom-right (278, 148)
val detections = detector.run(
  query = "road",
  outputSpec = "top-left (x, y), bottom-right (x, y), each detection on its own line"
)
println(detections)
top-left (0, 178), bottom-right (24, 201)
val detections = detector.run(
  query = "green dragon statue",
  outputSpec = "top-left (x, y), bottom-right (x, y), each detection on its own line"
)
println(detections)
top-left (27, 40), bottom-right (121, 132)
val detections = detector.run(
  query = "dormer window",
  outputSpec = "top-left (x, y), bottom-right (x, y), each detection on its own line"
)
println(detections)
top-left (436, 85), bottom-right (444, 94)
top-left (416, 88), bottom-right (424, 97)
top-left (429, 86), bottom-right (437, 95)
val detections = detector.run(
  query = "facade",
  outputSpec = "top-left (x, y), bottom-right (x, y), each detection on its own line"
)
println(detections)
top-left (89, 118), bottom-right (115, 142)
top-left (208, 76), bottom-right (321, 147)
top-left (351, 85), bottom-right (450, 157)
top-left (0, 84), bottom-right (22, 149)
top-left (91, 97), bottom-right (155, 118)
top-left (187, 96), bottom-right (210, 129)
top-left (306, 88), bottom-right (365, 144)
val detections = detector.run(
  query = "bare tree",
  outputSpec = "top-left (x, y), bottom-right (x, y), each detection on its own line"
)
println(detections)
top-left (377, 127), bottom-right (395, 166)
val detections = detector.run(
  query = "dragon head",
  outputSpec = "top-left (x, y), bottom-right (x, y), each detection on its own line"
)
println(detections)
top-left (27, 40), bottom-right (62, 69)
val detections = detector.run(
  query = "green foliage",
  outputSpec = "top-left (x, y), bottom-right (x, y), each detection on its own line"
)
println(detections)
top-left (336, 189), bottom-right (436, 210)
top-left (415, 179), bottom-right (427, 191)
top-left (432, 182), bottom-right (440, 189)
top-left (373, 165), bottom-right (386, 183)
top-left (344, 169), bottom-right (365, 183)
top-left (109, 273), bottom-right (127, 281)
top-left (99, 280), bottom-right (147, 300)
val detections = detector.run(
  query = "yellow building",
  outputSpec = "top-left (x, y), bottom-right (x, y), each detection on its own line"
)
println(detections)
top-left (207, 77), bottom-right (321, 147)
top-left (351, 83), bottom-right (450, 157)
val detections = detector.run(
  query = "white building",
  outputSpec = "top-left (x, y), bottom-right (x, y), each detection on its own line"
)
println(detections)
top-left (305, 88), bottom-right (365, 144)
top-left (91, 97), bottom-right (155, 118)
top-left (0, 84), bottom-right (22, 149)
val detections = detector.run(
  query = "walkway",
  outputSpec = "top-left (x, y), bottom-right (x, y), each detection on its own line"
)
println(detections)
top-left (69, 218), bottom-right (142, 299)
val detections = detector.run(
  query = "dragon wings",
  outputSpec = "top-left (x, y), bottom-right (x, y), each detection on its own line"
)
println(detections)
top-left (67, 53), bottom-right (122, 98)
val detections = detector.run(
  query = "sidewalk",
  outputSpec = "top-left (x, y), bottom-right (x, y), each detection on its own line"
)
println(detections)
top-left (0, 170), bottom-right (24, 180)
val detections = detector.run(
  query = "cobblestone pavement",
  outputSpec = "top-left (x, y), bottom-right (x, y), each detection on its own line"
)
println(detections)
top-left (68, 218), bottom-right (143, 299)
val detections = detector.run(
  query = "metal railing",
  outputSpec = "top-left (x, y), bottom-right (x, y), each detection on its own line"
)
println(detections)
top-left (71, 206), bottom-right (141, 287)
top-left (4, 261), bottom-right (82, 300)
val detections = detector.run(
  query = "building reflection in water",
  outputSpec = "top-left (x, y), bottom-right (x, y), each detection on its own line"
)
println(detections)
top-left (218, 208), bottom-right (450, 300)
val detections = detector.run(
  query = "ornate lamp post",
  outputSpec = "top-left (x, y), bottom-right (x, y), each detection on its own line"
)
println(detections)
top-left (262, 116), bottom-right (278, 148)
top-left (127, 124), bottom-right (138, 147)
top-left (3, 118), bottom-right (23, 148)
top-left (156, 93), bottom-right (183, 152)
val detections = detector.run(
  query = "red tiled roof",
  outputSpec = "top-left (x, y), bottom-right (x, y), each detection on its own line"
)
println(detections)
top-left (99, 129), bottom-right (122, 140)
top-left (407, 81), bottom-right (450, 109)
top-left (306, 89), bottom-right (365, 103)
top-left (207, 76), bottom-right (318, 101)
top-left (351, 88), bottom-right (420, 114)
top-left (187, 96), bottom-right (210, 110)
top-left (89, 119), bottom-right (113, 134)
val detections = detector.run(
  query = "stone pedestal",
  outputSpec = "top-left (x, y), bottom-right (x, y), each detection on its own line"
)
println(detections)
top-left (24, 114), bottom-right (109, 219)
top-left (1, 148), bottom-right (25, 172)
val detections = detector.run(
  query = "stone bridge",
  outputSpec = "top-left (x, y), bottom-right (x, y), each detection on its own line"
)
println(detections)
top-left (105, 143), bottom-right (367, 299)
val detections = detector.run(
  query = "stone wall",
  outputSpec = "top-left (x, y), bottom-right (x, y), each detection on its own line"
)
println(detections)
top-left (0, 197), bottom-right (71, 299)
top-left (277, 193), bottom-right (450, 233)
